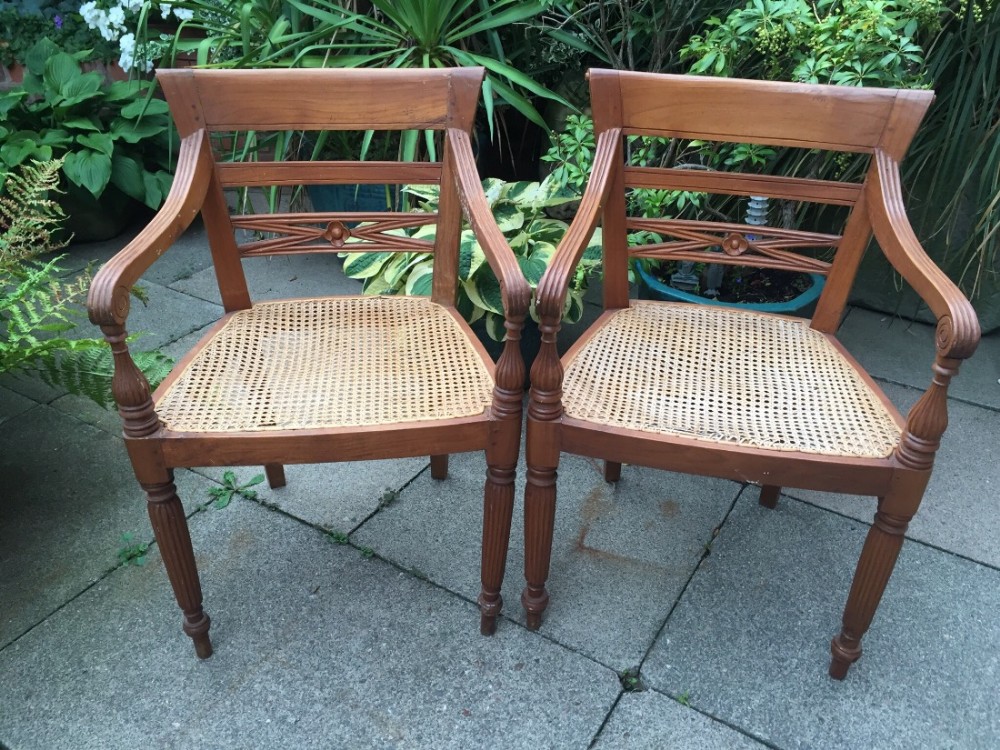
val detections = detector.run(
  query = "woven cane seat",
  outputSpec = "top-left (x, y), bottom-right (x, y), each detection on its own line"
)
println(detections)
top-left (155, 296), bottom-right (494, 433)
top-left (562, 301), bottom-right (902, 458)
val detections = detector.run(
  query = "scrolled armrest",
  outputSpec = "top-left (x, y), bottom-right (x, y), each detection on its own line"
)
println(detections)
top-left (868, 150), bottom-right (981, 360)
top-left (534, 128), bottom-right (622, 324)
top-left (446, 128), bottom-right (531, 321)
top-left (87, 129), bottom-right (214, 328)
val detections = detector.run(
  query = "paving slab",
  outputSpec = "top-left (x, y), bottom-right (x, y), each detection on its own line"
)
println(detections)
top-left (786, 381), bottom-right (1000, 568)
top-left (838, 306), bottom-right (1000, 409)
top-left (58, 219), bottom-right (216, 289)
top-left (192, 459), bottom-right (429, 534)
top-left (0, 385), bottom-right (36, 425)
top-left (643, 494), bottom-right (1000, 750)
top-left (0, 406), bottom-right (218, 648)
top-left (170, 251), bottom-right (361, 305)
top-left (0, 499), bottom-right (620, 749)
top-left (355, 451), bottom-right (742, 668)
top-left (593, 690), bottom-right (768, 749)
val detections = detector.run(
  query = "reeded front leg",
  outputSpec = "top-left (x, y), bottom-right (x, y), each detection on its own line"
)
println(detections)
top-left (479, 323), bottom-right (524, 635)
top-left (523, 459), bottom-right (558, 630)
top-left (522, 321), bottom-right (562, 631)
top-left (264, 463), bottom-right (286, 489)
top-left (144, 476), bottom-right (213, 658)
top-left (830, 504), bottom-right (909, 679)
top-left (430, 454), bottom-right (449, 480)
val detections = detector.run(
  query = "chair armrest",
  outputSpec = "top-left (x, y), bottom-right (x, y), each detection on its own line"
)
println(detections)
top-left (446, 128), bottom-right (531, 320)
top-left (88, 129), bottom-right (214, 328)
top-left (534, 128), bottom-right (622, 325)
top-left (868, 150), bottom-right (981, 360)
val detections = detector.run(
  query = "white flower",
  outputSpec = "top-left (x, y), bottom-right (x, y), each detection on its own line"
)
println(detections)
top-left (171, 7), bottom-right (194, 21)
top-left (107, 5), bottom-right (126, 30)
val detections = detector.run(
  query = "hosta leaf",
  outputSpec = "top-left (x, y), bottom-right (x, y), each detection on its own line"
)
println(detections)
top-left (63, 149), bottom-right (112, 196)
top-left (404, 261), bottom-right (434, 296)
top-left (343, 251), bottom-right (392, 279)
top-left (563, 291), bottom-right (584, 324)
top-left (484, 312), bottom-right (506, 342)
top-left (76, 132), bottom-right (113, 157)
top-left (492, 202), bottom-right (524, 233)
top-left (464, 272), bottom-right (503, 315)
top-left (110, 154), bottom-right (146, 202)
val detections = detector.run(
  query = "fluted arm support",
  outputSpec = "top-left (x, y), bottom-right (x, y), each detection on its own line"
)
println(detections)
top-left (868, 150), bottom-right (980, 361)
top-left (534, 129), bottom-right (622, 327)
top-left (87, 128), bottom-right (214, 328)
top-left (447, 128), bottom-right (531, 324)
top-left (447, 128), bottom-right (532, 394)
top-left (867, 150), bottom-right (982, 470)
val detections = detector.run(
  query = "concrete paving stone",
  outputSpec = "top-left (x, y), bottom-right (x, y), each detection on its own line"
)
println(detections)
top-left (593, 690), bottom-right (768, 750)
top-left (0, 499), bottom-right (620, 750)
top-left (59, 219), bottom-right (216, 289)
top-left (643, 494), bottom-right (1000, 750)
top-left (0, 406), bottom-right (217, 648)
top-left (120, 280), bottom-right (223, 350)
top-left (0, 385), bottom-right (37, 425)
top-left (786, 381), bottom-right (1000, 568)
top-left (169, 252), bottom-right (362, 305)
top-left (838, 306), bottom-right (1000, 409)
top-left (355, 450), bottom-right (742, 668)
top-left (193, 459), bottom-right (429, 533)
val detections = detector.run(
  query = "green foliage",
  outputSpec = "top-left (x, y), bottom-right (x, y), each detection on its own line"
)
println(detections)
top-left (328, 530), bottom-right (350, 545)
top-left (0, 2), bottom-right (117, 66)
top-left (904, 1), bottom-right (1000, 297)
top-left (0, 38), bottom-right (174, 209)
top-left (541, 0), bottom-right (742, 73)
top-left (208, 470), bottom-right (265, 509)
top-left (680, 0), bottom-right (944, 86)
top-left (117, 532), bottom-right (149, 566)
top-left (341, 176), bottom-right (602, 340)
top-left (1, 159), bottom-right (173, 407)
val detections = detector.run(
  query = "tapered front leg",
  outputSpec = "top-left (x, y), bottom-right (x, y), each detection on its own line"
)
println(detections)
top-left (143, 477), bottom-right (212, 658)
top-left (830, 504), bottom-right (910, 679)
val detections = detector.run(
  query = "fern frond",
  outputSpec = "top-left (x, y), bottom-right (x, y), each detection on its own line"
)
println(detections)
top-left (0, 159), bottom-right (68, 265)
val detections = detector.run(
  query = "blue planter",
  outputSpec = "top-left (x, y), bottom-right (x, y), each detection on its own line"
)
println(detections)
top-left (634, 261), bottom-right (825, 315)
top-left (306, 184), bottom-right (397, 215)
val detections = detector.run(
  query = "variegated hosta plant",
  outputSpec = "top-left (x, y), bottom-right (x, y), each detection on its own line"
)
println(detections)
top-left (340, 177), bottom-right (602, 341)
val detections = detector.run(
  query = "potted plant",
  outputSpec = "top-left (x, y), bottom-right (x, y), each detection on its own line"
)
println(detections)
top-left (340, 176), bottom-right (601, 346)
top-left (0, 38), bottom-right (175, 241)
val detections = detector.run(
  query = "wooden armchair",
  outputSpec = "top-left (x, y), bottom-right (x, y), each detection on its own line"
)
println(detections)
top-left (87, 68), bottom-right (530, 658)
top-left (523, 70), bottom-right (980, 678)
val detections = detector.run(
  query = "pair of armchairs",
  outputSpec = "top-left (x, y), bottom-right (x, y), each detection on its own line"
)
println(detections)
top-left (89, 67), bottom-right (978, 679)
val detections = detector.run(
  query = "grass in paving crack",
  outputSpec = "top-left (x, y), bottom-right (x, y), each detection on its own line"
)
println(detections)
top-left (328, 530), bottom-right (350, 545)
top-left (359, 546), bottom-right (375, 559)
top-left (676, 690), bottom-right (691, 707)
top-left (378, 488), bottom-right (400, 508)
top-left (117, 533), bottom-right (149, 566)
top-left (619, 667), bottom-right (645, 692)
top-left (208, 470), bottom-right (265, 509)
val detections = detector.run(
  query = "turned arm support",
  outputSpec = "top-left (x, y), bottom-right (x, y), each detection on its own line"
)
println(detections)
top-left (446, 129), bottom-right (531, 324)
top-left (867, 151), bottom-right (982, 466)
top-left (534, 128), bottom-right (622, 327)
top-left (87, 129), bottom-right (214, 328)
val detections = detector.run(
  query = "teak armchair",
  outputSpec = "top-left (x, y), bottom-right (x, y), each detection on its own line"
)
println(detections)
top-left (523, 70), bottom-right (980, 678)
top-left (87, 68), bottom-right (530, 658)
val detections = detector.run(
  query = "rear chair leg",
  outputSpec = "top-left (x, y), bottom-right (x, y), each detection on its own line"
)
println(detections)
top-left (264, 463), bottom-right (286, 489)
top-left (430, 454), bottom-right (449, 480)
top-left (604, 461), bottom-right (622, 483)
top-left (830, 500), bottom-right (911, 679)
top-left (759, 484), bottom-right (780, 509)
top-left (143, 476), bottom-right (212, 658)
